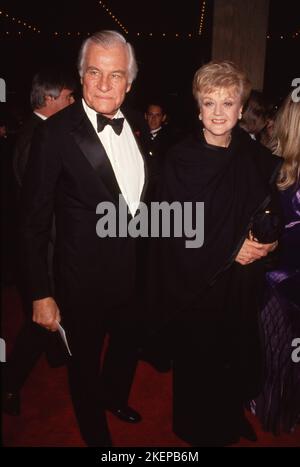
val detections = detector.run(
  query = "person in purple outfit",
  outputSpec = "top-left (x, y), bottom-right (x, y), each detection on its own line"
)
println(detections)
top-left (253, 92), bottom-right (300, 434)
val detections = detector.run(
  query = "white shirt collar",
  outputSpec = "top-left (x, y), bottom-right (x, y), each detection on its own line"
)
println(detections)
top-left (150, 126), bottom-right (162, 134)
top-left (34, 111), bottom-right (47, 120)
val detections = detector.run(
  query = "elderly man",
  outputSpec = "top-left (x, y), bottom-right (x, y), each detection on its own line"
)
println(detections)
top-left (20, 31), bottom-right (147, 447)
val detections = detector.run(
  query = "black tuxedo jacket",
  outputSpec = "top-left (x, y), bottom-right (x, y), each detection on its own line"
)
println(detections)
top-left (20, 100), bottom-right (147, 316)
top-left (13, 113), bottom-right (43, 190)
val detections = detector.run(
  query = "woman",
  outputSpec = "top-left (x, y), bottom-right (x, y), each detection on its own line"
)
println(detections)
top-left (155, 61), bottom-right (280, 446)
top-left (253, 93), bottom-right (300, 434)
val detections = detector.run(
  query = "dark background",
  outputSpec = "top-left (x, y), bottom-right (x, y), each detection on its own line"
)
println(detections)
top-left (0, 0), bottom-right (299, 129)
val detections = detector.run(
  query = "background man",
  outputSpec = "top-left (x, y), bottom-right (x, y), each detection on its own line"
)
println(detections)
top-left (3, 68), bottom-right (77, 416)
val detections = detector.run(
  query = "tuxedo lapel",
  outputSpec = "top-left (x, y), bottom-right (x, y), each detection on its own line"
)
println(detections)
top-left (70, 101), bottom-right (148, 208)
top-left (70, 101), bottom-right (121, 202)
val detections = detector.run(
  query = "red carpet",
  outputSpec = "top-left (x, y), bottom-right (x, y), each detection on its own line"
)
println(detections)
top-left (2, 286), bottom-right (300, 447)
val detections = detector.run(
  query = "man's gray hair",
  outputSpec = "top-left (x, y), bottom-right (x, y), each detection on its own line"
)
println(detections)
top-left (30, 68), bottom-right (76, 110)
top-left (78, 30), bottom-right (138, 84)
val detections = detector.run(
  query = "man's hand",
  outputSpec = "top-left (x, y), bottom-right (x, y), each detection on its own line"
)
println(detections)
top-left (32, 297), bottom-right (61, 332)
top-left (235, 238), bottom-right (278, 266)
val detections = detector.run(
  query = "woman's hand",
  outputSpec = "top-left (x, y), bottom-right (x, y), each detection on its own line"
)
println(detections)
top-left (235, 238), bottom-right (278, 266)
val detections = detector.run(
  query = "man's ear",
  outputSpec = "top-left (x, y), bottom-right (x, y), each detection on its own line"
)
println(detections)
top-left (44, 95), bottom-right (54, 106)
top-left (126, 83), bottom-right (132, 93)
top-left (162, 114), bottom-right (167, 123)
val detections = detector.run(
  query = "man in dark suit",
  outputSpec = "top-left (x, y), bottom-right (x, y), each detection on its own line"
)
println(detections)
top-left (144, 103), bottom-right (169, 162)
top-left (142, 103), bottom-right (179, 200)
top-left (3, 68), bottom-right (76, 416)
top-left (13, 68), bottom-right (76, 193)
top-left (19, 30), bottom-right (147, 447)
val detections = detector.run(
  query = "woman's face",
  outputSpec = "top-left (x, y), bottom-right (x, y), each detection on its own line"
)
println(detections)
top-left (199, 86), bottom-right (243, 146)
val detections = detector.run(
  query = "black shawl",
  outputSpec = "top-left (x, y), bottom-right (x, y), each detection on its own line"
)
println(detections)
top-left (153, 125), bottom-right (282, 319)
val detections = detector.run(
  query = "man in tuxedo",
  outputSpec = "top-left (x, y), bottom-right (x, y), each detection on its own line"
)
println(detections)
top-left (19, 30), bottom-right (146, 447)
top-left (142, 102), bottom-right (179, 200)
top-left (144, 103), bottom-right (169, 160)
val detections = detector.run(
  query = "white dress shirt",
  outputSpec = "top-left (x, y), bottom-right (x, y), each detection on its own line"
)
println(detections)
top-left (150, 126), bottom-right (162, 140)
top-left (82, 99), bottom-right (145, 216)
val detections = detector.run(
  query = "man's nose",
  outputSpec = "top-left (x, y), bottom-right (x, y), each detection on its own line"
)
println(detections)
top-left (97, 75), bottom-right (111, 91)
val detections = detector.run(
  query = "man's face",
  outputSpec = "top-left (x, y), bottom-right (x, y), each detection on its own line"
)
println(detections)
top-left (81, 43), bottom-right (131, 117)
top-left (145, 105), bottom-right (166, 131)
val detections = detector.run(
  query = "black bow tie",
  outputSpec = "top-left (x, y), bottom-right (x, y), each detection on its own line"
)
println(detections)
top-left (97, 114), bottom-right (124, 135)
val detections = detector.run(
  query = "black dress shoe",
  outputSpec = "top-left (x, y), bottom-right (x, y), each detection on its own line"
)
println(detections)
top-left (107, 406), bottom-right (142, 423)
top-left (239, 417), bottom-right (257, 442)
top-left (2, 391), bottom-right (21, 416)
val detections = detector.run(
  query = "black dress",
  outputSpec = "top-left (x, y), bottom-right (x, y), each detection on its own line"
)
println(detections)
top-left (154, 125), bottom-right (281, 446)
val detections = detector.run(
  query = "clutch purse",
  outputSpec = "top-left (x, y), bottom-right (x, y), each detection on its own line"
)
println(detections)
top-left (250, 208), bottom-right (281, 244)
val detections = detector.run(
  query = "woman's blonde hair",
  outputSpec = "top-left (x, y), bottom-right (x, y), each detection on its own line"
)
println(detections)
top-left (192, 60), bottom-right (252, 105)
top-left (270, 93), bottom-right (300, 190)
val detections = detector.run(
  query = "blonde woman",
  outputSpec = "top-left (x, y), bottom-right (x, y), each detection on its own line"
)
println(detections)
top-left (254, 93), bottom-right (300, 434)
top-left (153, 61), bottom-right (280, 446)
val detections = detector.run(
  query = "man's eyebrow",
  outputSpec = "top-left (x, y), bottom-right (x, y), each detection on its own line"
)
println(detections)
top-left (86, 66), bottom-right (126, 75)
top-left (111, 70), bottom-right (126, 75)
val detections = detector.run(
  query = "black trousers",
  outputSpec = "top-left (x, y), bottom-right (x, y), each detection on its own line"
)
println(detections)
top-left (5, 292), bottom-right (140, 447)
top-left (4, 235), bottom-right (61, 392)
top-left (4, 272), bottom-right (67, 392)
top-left (64, 303), bottom-right (140, 447)
top-left (4, 318), bottom-right (67, 393)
